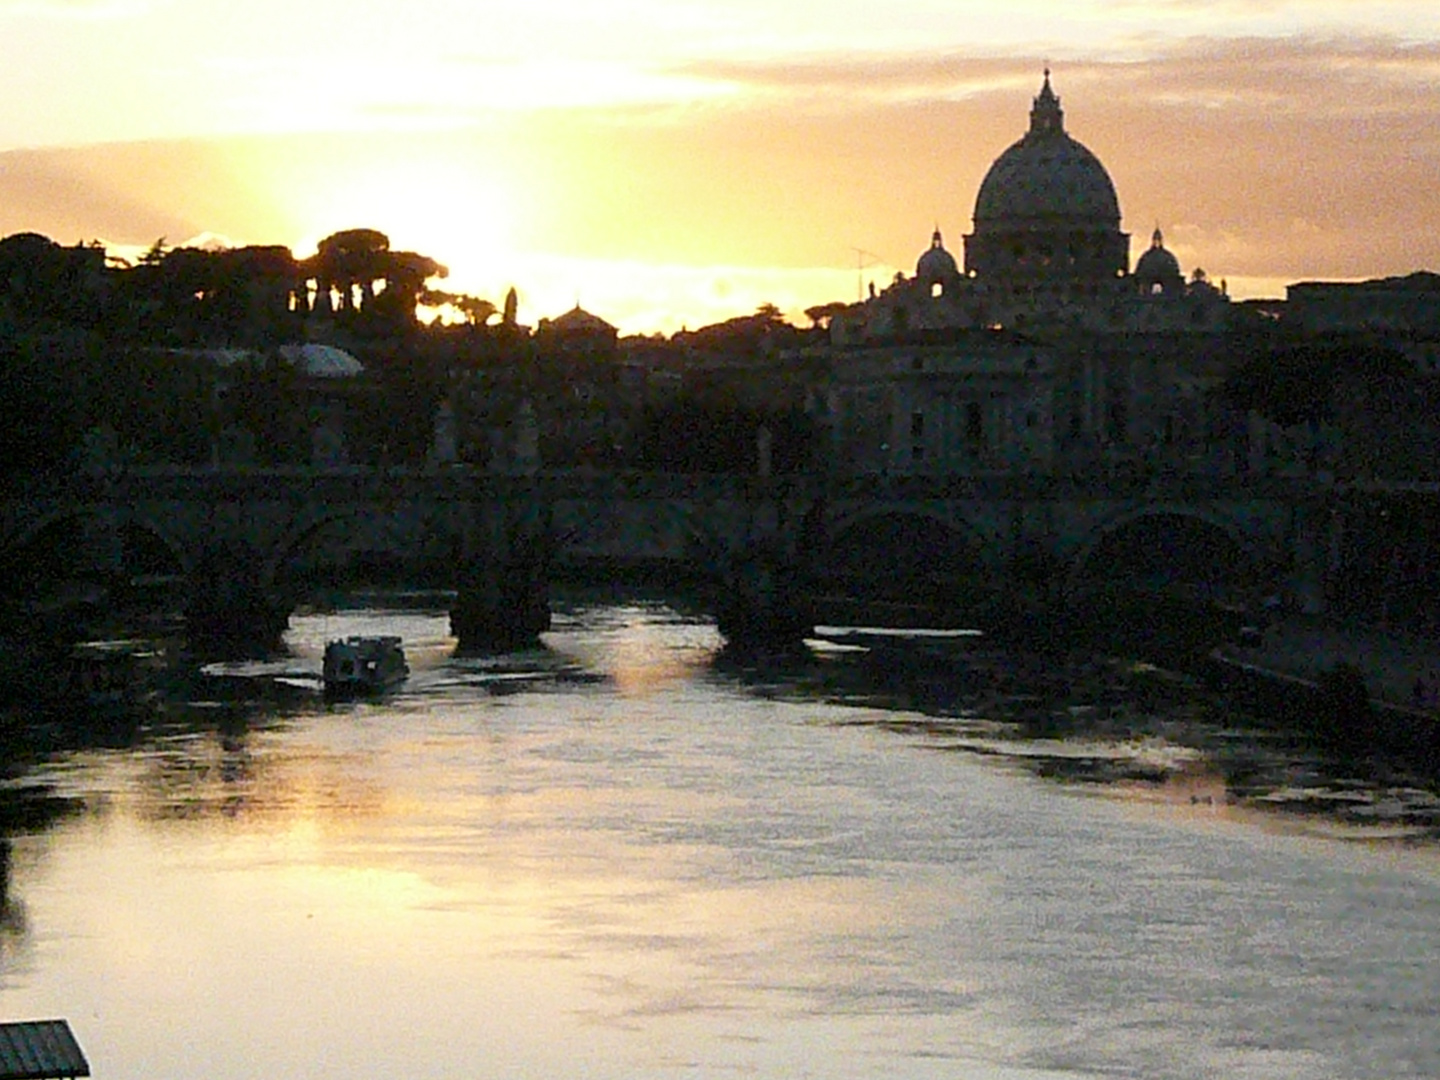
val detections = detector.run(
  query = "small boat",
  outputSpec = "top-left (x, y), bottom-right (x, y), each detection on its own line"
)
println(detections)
top-left (322, 635), bottom-right (409, 697)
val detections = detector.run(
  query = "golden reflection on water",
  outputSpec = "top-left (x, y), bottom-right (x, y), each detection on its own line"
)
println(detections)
top-left (118, 733), bottom-right (390, 829)
top-left (21, 734), bottom-right (985, 1080)
top-left (606, 613), bottom-right (714, 697)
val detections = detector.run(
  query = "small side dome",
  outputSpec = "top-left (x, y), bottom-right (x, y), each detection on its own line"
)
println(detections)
top-left (916, 228), bottom-right (960, 287)
top-left (1134, 227), bottom-right (1184, 295)
top-left (278, 342), bottom-right (365, 377)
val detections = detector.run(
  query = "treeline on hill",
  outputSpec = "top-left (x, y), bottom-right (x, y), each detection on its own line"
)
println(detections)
top-left (0, 228), bottom-right (828, 479)
top-left (0, 227), bottom-right (478, 477)
top-left (1218, 335), bottom-right (1414, 427)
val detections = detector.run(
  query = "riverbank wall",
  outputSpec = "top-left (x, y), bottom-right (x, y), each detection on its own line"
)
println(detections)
top-left (1204, 648), bottom-right (1440, 774)
top-left (1202, 617), bottom-right (1440, 772)
top-left (967, 586), bottom-right (1440, 777)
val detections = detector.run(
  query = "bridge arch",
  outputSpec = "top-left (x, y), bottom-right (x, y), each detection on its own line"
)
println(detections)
top-left (1064, 506), bottom-right (1265, 602)
top-left (810, 507), bottom-right (996, 597)
top-left (549, 495), bottom-right (712, 575)
top-left (262, 502), bottom-right (463, 594)
top-left (1, 504), bottom-right (192, 583)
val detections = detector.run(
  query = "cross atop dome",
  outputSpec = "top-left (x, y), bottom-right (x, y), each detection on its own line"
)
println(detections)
top-left (1029, 69), bottom-right (1065, 139)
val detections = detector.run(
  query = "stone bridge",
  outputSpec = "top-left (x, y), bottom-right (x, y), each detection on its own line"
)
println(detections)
top-left (0, 466), bottom-right (1352, 648)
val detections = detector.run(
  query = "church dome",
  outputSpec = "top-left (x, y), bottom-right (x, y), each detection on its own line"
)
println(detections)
top-left (916, 228), bottom-right (959, 284)
top-left (962, 72), bottom-right (1130, 294)
top-left (972, 74), bottom-right (1121, 227)
top-left (1133, 227), bottom-right (1184, 294)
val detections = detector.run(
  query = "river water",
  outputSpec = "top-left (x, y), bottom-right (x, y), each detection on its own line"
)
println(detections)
top-left (2, 596), bottom-right (1440, 1079)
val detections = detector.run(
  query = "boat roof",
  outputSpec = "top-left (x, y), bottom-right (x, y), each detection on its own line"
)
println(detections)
top-left (0, 1021), bottom-right (90, 1079)
top-left (327, 635), bottom-right (403, 650)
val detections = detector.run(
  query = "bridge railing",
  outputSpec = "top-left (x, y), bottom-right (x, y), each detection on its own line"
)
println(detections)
top-left (3, 464), bottom-right (1386, 509)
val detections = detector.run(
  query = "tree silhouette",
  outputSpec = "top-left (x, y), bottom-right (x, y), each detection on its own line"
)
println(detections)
top-left (0, 233), bottom-right (107, 330)
top-left (420, 288), bottom-right (497, 328)
top-left (369, 249), bottom-right (447, 333)
top-left (804, 301), bottom-right (850, 329)
top-left (303, 229), bottom-right (447, 334)
top-left (1219, 336), bottom-right (1411, 427)
top-left (309, 228), bottom-right (391, 313)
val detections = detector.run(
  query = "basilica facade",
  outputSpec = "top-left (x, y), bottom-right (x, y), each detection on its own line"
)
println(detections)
top-left (833, 72), bottom-right (1228, 345)
top-left (816, 72), bottom-right (1244, 479)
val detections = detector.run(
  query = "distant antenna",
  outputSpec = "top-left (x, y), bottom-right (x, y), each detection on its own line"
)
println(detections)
top-left (851, 247), bottom-right (882, 302)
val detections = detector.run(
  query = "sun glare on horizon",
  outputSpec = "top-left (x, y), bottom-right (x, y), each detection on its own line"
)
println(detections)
top-left (158, 122), bottom-right (1337, 337)
top-left (191, 123), bottom-right (882, 334)
top-left (286, 161), bottom-right (516, 294)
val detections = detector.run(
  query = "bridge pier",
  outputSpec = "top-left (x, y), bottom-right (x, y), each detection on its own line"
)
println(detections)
top-left (708, 485), bottom-right (817, 649)
top-left (449, 495), bottom-right (551, 652)
top-left (713, 546), bottom-right (814, 650)
top-left (185, 543), bottom-right (290, 654)
top-left (450, 556), bottom-right (550, 652)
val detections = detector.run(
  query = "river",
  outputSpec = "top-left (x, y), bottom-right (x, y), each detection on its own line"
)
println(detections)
top-left (2, 595), bottom-right (1439, 1079)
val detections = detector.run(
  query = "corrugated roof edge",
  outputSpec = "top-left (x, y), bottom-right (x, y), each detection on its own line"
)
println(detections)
top-left (0, 1020), bottom-right (90, 1080)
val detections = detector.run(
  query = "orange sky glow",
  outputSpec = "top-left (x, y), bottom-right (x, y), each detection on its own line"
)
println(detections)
top-left (2, 1), bottom-right (1439, 333)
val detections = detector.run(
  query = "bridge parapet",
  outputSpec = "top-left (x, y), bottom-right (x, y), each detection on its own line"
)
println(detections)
top-left (5, 463), bottom-right (1356, 509)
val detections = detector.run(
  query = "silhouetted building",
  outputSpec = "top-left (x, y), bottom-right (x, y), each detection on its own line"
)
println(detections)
top-left (832, 72), bottom-right (1231, 343)
top-left (1286, 272), bottom-right (1440, 339)
top-left (536, 304), bottom-right (619, 356)
top-left (811, 72), bottom-right (1242, 477)
top-left (533, 305), bottom-right (625, 467)
top-left (815, 332), bottom-right (1057, 475)
top-left (1133, 228), bottom-right (1185, 297)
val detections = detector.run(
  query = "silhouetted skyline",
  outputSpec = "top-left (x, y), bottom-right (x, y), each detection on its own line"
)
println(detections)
top-left (2, 2), bottom-right (1437, 333)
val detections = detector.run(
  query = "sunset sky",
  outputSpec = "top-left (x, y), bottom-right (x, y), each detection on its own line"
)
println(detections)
top-left (1, 0), bottom-right (1438, 333)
